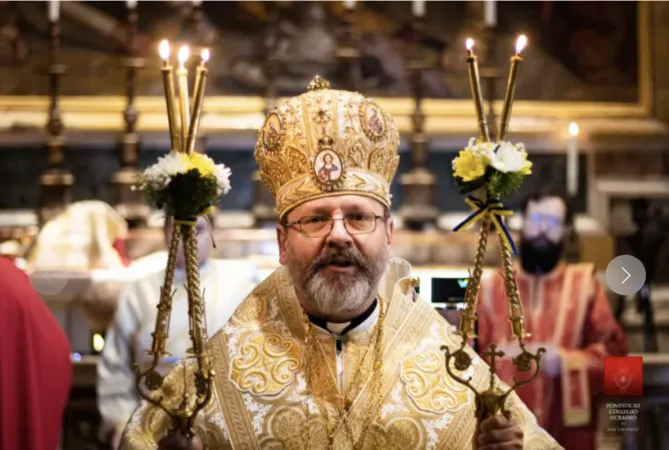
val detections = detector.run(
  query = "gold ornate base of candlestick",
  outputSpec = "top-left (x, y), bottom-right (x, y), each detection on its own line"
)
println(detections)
top-left (398, 168), bottom-right (438, 229)
top-left (251, 170), bottom-right (278, 225)
top-left (442, 200), bottom-right (544, 420)
top-left (442, 340), bottom-right (545, 420)
top-left (132, 221), bottom-right (215, 436)
top-left (39, 167), bottom-right (74, 226)
top-left (111, 166), bottom-right (150, 224)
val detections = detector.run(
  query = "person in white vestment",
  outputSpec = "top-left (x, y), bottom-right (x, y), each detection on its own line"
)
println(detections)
top-left (96, 215), bottom-right (260, 448)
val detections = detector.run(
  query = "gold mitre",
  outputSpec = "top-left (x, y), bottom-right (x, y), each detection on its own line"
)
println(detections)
top-left (254, 76), bottom-right (400, 219)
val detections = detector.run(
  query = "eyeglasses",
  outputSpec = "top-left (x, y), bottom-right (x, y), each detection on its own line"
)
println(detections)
top-left (526, 212), bottom-right (564, 228)
top-left (283, 213), bottom-right (387, 238)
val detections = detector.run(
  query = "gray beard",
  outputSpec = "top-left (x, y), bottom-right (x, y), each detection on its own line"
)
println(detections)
top-left (304, 269), bottom-right (374, 318)
top-left (290, 245), bottom-right (389, 320)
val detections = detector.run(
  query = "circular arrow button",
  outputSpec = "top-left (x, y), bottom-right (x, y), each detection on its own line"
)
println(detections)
top-left (605, 255), bottom-right (646, 296)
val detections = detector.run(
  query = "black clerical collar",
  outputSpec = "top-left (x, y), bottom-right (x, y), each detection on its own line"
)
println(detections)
top-left (307, 299), bottom-right (378, 336)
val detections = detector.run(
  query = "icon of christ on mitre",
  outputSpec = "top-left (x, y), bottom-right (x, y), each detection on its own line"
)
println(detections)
top-left (120, 76), bottom-right (562, 450)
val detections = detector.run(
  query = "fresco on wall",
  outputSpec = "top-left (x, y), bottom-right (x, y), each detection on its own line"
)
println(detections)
top-left (0, 1), bottom-right (639, 102)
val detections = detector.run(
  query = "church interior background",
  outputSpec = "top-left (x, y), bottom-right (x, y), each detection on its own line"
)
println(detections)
top-left (0, 1), bottom-right (667, 448)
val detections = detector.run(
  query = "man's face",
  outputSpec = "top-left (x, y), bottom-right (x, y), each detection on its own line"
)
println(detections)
top-left (164, 216), bottom-right (214, 268)
top-left (522, 196), bottom-right (566, 243)
top-left (277, 195), bottom-right (394, 322)
top-left (520, 196), bottom-right (566, 274)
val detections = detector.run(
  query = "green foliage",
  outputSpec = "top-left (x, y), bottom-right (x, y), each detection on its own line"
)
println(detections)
top-left (145, 169), bottom-right (221, 219)
top-left (487, 171), bottom-right (526, 198)
top-left (454, 167), bottom-right (526, 199)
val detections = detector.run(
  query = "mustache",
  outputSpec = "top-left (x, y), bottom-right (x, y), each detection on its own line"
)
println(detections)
top-left (305, 247), bottom-right (370, 282)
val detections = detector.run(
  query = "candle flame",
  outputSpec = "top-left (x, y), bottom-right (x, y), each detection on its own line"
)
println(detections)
top-left (178, 46), bottom-right (190, 64)
top-left (159, 40), bottom-right (170, 61)
top-left (466, 38), bottom-right (475, 51)
top-left (515, 35), bottom-right (528, 54)
top-left (569, 122), bottom-right (579, 137)
top-left (201, 48), bottom-right (210, 63)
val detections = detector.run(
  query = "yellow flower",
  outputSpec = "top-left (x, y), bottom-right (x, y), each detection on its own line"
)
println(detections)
top-left (453, 148), bottom-right (486, 182)
top-left (186, 152), bottom-right (215, 177)
top-left (519, 150), bottom-right (533, 175)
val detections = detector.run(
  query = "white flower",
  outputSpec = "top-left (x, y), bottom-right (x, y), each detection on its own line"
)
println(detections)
top-left (213, 164), bottom-right (232, 195)
top-left (489, 141), bottom-right (527, 173)
top-left (465, 138), bottom-right (495, 162)
top-left (157, 152), bottom-right (189, 176)
top-left (141, 153), bottom-right (188, 190)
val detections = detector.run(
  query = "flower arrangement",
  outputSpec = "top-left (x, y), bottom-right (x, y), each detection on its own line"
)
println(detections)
top-left (137, 151), bottom-right (231, 219)
top-left (452, 138), bottom-right (532, 199)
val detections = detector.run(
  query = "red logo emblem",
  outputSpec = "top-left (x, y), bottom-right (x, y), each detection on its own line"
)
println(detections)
top-left (604, 356), bottom-right (643, 397)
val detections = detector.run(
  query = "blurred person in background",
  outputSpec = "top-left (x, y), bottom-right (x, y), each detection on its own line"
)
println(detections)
top-left (0, 256), bottom-right (72, 450)
top-left (476, 187), bottom-right (628, 450)
top-left (97, 214), bottom-right (260, 449)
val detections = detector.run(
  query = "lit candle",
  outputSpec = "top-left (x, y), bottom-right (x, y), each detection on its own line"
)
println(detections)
top-left (567, 122), bottom-right (580, 196)
top-left (126, 0), bottom-right (137, 8)
top-left (186, 49), bottom-right (210, 154)
top-left (497, 34), bottom-right (527, 141)
top-left (465, 38), bottom-right (490, 142)
top-left (159, 40), bottom-right (180, 153)
top-left (343, 0), bottom-right (356, 9)
top-left (413, 0), bottom-right (425, 17)
top-left (177, 46), bottom-right (190, 153)
top-left (484, 0), bottom-right (496, 27)
top-left (48, 0), bottom-right (59, 22)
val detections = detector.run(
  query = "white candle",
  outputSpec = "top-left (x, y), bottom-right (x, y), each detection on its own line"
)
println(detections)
top-left (192, 0), bottom-right (202, 5)
top-left (567, 122), bottom-right (579, 196)
top-left (343, 0), bottom-right (356, 9)
top-left (484, 0), bottom-right (497, 27)
top-left (48, 0), bottom-right (59, 22)
top-left (126, 0), bottom-right (137, 8)
top-left (413, 0), bottom-right (425, 17)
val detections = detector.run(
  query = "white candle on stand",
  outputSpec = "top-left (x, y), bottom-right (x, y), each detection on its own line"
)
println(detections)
top-left (343, 0), bottom-right (356, 9)
top-left (484, 0), bottom-right (497, 27)
top-left (48, 0), bottom-right (59, 22)
top-left (567, 122), bottom-right (579, 196)
top-left (127, 0), bottom-right (137, 8)
top-left (413, 0), bottom-right (425, 17)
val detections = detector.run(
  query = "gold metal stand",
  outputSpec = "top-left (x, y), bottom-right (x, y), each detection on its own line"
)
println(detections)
top-left (39, 15), bottom-right (73, 226)
top-left (442, 33), bottom-right (541, 421)
top-left (252, 2), bottom-right (281, 226)
top-left (398, 12), bottom-right (438, 230)
top-left (335, 1), bottom-right (361, 91)
top-left (132, 40), bottom-right (214, 438)
top-left (111, 2), bottom-right (148, 225)
top-left (442, 201), bottom-right (544, 419)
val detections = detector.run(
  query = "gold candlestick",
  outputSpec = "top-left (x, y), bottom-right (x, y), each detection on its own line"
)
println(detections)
top-left (159, 40), bottom-right (180, 153)
top-left (134, 38), bottom-right (216, 439)
top-left (177, 46), bottom-right (190, 152)
top-left (146, 224), bottom-right (182, 360)
top-left (497, 35), bottom-right (527, 141)
top-left (443, 206), bottom-right (544, 421)
top-left (185, 49), bottom-right (209, 154)
top-left (444, 35), bottom-right (542, 422)
top-left (466, 38), bottom-right (490, 142)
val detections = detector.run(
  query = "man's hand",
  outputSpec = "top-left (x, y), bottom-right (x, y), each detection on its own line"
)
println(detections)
top-left (474, 415), bottom-right (523, 449)
top-left (157, 431), bottom-right (203, 450)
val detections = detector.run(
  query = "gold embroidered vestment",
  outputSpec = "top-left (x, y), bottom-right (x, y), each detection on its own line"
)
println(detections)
top-left (121, 263), bottom-right (562, 449)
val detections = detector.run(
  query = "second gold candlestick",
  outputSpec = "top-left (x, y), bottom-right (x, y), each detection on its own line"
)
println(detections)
top-left (177, 46), bottom-right (190, 153)
top-left (498, 35), bottom-right (527, 142)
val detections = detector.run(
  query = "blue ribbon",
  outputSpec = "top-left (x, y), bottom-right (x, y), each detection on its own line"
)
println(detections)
top-left (453, 195), bottom-right (518, 256)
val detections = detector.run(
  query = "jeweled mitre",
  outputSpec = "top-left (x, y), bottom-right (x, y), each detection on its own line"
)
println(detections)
top-left (254, 76), bottom-right (400, 218)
